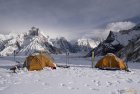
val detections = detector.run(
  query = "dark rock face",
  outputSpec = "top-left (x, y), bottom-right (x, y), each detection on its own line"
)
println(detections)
top-left (44, 42), bottom-right (62, 54)
top-left (105, 31), bottom-right (115, 43)
top-left (86, 24), bottom-right (140, 61)
top-left (132, 23), bottom-right (140, 30)
top-left (117, 36), bottom-right (140, 62)
top-left (29, 27), bottom-right (39, 36)
top-left (86, 31), bottom-right (124, 57)
top-left (0, 40), bottom-right (5, 52)
top-left (57, 37), bottom-right (75, 53)
top-left (50, 37), bottom-right (86, 53)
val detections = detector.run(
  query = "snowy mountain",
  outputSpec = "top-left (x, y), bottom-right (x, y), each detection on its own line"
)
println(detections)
top-left (49, 37), bottom-right (77, 53)
top-left (49, 37), bottom-right (99, 53)
top-left (86, 23), bottom-right (140, 60)
top-left (117, 35), bottom-right (140, 62)
top-left (0, 32), bottom-right (19, 55)
top-left (0, 27), bottom-right (98, 56)
top-left (0, 32), bottom-right (17, 40)
top-left (23, 27), bottom-right (66, 55)
top-left (17, 32), bottom-right (50, 55)
top-left (0, 27), bottom-right (62, 56)
top-left (72, 38), bottom-right (100, 53)
top-left (77, 38), bottom-right (99, 48)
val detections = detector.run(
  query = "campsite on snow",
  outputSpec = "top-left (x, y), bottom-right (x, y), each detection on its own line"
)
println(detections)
top-left (0, 0), bottom-right (140, 93)
top-left (0, 23), bottom-right (140, 94)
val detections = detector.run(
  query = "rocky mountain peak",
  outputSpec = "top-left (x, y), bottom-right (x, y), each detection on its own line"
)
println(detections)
top-left (86, 23), bottom-right (140, 61)
top-left (105, 31), bottom-right (115, 43)
top-left (29, 27), bottom-right (40, 36)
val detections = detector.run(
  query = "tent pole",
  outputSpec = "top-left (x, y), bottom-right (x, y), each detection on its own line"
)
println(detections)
top-left (66, 52), bottom-right (68, 66)
top-left (67, 52), bottom-right (69, 66)
top-left (91, 51), bottom-right (94, 68)
top-left (14, 50), bottom-right (16, 61)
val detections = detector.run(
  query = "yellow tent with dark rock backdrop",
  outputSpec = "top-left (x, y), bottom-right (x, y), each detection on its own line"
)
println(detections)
top-left (23, 52), bottom-right (56, 71)
top-left (95, 53), bottom-right (127, 70)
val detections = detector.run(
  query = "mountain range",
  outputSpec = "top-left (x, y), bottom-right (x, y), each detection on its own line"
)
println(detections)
top-left (86, 24), bottom-right (140, 62)
top-left (0, 27), bottom-right (99, 56)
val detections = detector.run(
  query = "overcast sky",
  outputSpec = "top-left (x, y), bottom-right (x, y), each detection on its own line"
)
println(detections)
top-left (0, 0), bottom-right (140, 40)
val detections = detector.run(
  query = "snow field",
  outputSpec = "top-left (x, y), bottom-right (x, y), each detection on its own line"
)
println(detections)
top-left (0, 55), bottom-right (140, 94)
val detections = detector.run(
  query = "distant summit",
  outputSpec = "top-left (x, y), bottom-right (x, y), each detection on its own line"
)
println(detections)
top-left (0, 27), bottom-right (97, 56)
top-left (29, 27), bottom-right (40, 36)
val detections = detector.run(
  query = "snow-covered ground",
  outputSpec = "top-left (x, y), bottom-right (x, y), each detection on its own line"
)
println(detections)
top-left (0, 54), bottom-right (140, 94)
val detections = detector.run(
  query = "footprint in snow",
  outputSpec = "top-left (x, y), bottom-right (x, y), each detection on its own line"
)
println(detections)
top-left (67, 87), bottom-right (79, 90)
top-left (126, 78), bottom-right (133, 83)
top-left (91, 80), bottom-right (101, 86)
top-left (60, 83), bottom-right (67, 87)
top-left (42, 82), bottom-right (49, 86)
top-left (89, 87), bottom-right (99, 91)
top-left (60, 83), bottom-right (77, 90)
top-left (116, 80), bottom-right (120, 84)
top-left (67, 86), bottom-right (75, 90)
top-left (84, 83), bottom-right (90, 87)
top-left (106, 81), bottom-right (113, 87)
top-left (91, 80), bottom-right (96, 83)
top-left (96, 81), bottom-right (101, 86)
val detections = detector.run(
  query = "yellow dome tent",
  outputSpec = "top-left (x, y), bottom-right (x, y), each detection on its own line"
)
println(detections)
top-left (95, 53), bottom-right (127, 70)
top-left (23, 52), bottom-right (56, 71)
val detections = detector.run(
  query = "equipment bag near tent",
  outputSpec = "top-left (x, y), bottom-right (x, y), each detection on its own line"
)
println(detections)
top-left (95, 53), bottom-right (127, 70)
top-left (23, 52), bottom-right (56, 71)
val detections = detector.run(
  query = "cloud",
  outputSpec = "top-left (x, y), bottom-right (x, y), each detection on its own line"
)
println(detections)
top-left (81, 21), bottom-right (136, 40)
top-left (0, 0), bottom-right (140, 40)
top-left (105, 21), bottom-right (136, 32)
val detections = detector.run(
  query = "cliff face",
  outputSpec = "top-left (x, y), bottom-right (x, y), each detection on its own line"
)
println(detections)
top-left (118, 36), bottom-right (140, 62)
top-left (86, 24), bottom-right (140, 62)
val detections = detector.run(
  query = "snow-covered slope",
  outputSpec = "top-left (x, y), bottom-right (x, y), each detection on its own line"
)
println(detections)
top-left (0, 55), bottom-right (140, 94)
top-left (0, 33), bottom-right (19, 56)
top-left (86, 23), bottom-right (140, 57)
top-left (77, 38), bottom-right (99, 48)
top-left (15, 28), bottom-right (63, 55)
top-left (49, 37), bottom-right (94, 53)
top-left (0, 27), bottom-right (62, 56)
top-left (0, 27), bottom-right (96, 56)
top-left (117, 36), bottom-right (140, 62)
top-left (111, 30), bottom-right (140, 46)
top-left (49, 37), bottom-right (76, 53)
top-left (18, 35), bottom-right (48, 55)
